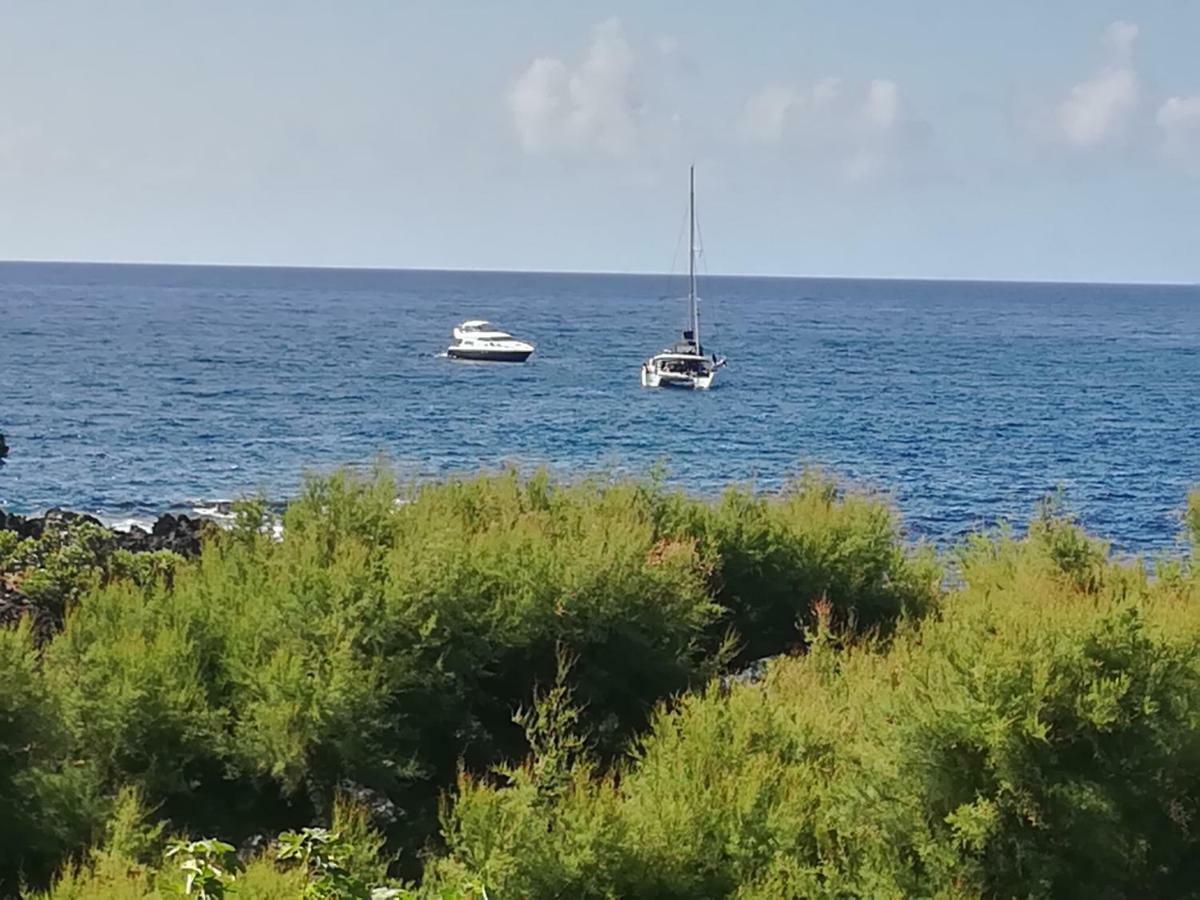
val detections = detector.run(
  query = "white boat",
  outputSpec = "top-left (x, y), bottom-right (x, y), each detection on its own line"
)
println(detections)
top-left (641, 166), bottom-right (726, 389)
top-left (447, 320), bottom-right (535, 363)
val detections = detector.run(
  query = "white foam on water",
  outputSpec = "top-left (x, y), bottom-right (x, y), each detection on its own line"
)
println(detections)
top-left (182, 499), bottom-right (240, 529)
top-left (192, 503), bottom-right (236, 519)
top-left (99, 515), bottom-right (157, 533)
top-left (84, 494), bottom-right (408, 545)
top-left (184, 498), bottom-right (284, 540)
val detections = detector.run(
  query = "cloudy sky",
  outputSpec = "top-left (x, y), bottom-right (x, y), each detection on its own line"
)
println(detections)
top-left (2, 1), bottom-right (1199, 282)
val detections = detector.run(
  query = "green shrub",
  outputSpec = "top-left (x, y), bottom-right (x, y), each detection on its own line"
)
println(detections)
top-left (0, 621), bottom-right (102, 895)
top-left (425, 509), bottom-right (1200, 899)
top-left (2, 522), bottom-right (111, 625)
top-left (0, 520), bottom-right (183, 634)
top-left (10, 474), bottom-right (1200, 896)
top-left (671, 472), bottom-right (940, 661)
top-left (35, 799), bottom-right (397, 900)
top-left (43, 580), bottom-right (229, 805)
top-left (164, 837), bottom-right (241, 898)
top-left (0, 466), bottom-right (968, 891)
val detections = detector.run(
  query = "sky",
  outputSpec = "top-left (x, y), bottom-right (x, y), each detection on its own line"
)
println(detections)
top-left (1, 1), bottom-right (1199, 282)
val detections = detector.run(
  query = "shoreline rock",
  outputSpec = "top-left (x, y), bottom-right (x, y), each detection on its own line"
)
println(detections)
top-left (0, 508), bottom-right (212, 556)
top-left (1, 508), bottom-right (215, 643)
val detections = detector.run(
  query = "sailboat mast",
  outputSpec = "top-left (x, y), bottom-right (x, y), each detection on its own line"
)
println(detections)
top-left (688, 165), bottom-right (699, 350)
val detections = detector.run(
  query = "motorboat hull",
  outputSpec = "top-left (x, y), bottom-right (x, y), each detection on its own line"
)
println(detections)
top-left (447, 346), bottom-right (533, 363)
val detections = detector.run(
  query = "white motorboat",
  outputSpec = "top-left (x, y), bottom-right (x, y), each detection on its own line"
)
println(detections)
top-left (641, 166), bottom-right (726, 389)
top-left (447, 320), bottom-right (534, 363)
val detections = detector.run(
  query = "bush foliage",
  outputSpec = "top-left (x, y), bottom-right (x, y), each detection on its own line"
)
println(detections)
top-left (425, 507), bottom-right (1200, 899)
top-left (5, 468), bottom-right (1200, 897)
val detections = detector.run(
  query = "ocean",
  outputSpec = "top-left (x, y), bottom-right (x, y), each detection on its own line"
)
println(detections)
top-left (1, 261), bottom-right (1197, 553)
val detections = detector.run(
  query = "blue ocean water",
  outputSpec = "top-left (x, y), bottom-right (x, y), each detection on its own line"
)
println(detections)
top-left (1, 261), bottom-right (1198, 553)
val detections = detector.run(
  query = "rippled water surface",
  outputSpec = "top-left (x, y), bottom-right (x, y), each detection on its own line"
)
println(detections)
top-left (2, 262), bottom-right (1198, 552)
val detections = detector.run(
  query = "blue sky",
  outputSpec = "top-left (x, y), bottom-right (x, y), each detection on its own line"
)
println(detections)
top-left (2, 2), bottom-right (1199, 282)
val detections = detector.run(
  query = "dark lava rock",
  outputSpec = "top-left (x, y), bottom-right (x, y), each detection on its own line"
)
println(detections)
top-left (148, 513), bottom-right (207, 556)
top-left (0, 508), bottom-right (106, 540)
top-left (0, 510), bottom-right (42, 540)
top-left (0, 508), bottom-right (210, 558)
top-left (339, 780), bottom-right (401, 826)
top-left (718, 656), bottom-right (777, 694)
top-left (121, 513), bottom-right (213, 556)
top-left (237, 833), bottom-right (271, 862)
top-left (43, 508), bottom-right (104, 530)
top-left (0, 579), bottom-right (58, 644)
top-left (1, 507), bottom-right (213, 645)
top-left (113, 524), bottom-right (150, 551)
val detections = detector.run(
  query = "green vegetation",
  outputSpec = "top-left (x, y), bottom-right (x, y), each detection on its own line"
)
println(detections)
top-left (3, 471), bottom-right (1200, 897)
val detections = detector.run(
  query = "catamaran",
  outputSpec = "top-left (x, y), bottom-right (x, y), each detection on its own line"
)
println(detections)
top-left (640, 166), bottom-right (726, 389)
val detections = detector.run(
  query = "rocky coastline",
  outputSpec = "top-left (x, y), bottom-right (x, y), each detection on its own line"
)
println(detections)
top-left (0, 507), bottom-right (211, 555)
top-left (0, 508), bottom-right (213, 641)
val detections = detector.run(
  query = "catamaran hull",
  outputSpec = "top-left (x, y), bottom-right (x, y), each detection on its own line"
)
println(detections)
top-left (447, 347), bottom-right (533, 363)
top-left (641, 366), bottom-right (715, 390)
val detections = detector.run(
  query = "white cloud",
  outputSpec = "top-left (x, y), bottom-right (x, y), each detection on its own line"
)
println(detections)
top-left (1058, 68), bottom-right (1139, 148)
top-left (507, 19), bottom-right (641, 157)
top-left (1157, 95), bottom-right (1200, 171)
top-left (0, 124), bottom-right (46, 178)
top-left (1103, 20), bottom-right (1139, 60)
top-left (740, 83), bottom-right (800, 144)
top-left (508, 58), bottom-right (570, 153)
top-left (1055, 21), bottom-right (1140, 148)
top-left (739, 76), bottom-right (919, 181)
top-left (863, 79), bottom-right (901, 131)
top-left (1036, 21), bottom-right (1200, 174)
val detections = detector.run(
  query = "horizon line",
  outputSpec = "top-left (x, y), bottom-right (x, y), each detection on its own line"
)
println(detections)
top-left (0, 256), bottom-right (1196, 289)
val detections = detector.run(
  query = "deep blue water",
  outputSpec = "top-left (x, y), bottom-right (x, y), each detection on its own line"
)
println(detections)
top-left (1, 261), bottom-right (1198, 553)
